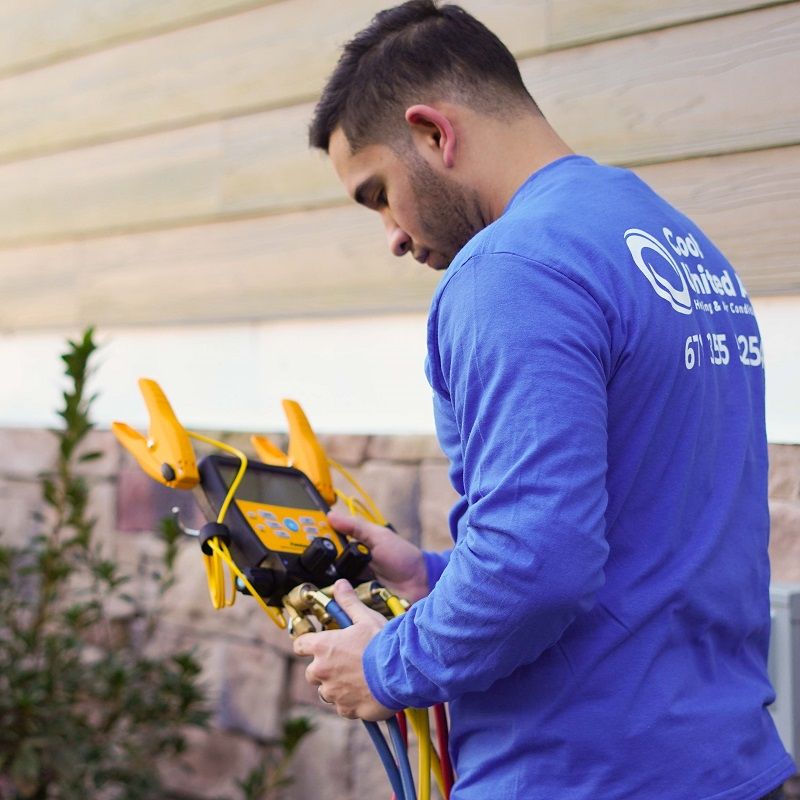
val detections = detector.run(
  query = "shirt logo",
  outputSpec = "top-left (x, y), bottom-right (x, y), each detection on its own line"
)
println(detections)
top-left (624, 228), bottom-right (692, 315)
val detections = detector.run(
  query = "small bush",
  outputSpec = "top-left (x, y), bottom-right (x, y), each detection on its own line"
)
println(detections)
top-left (0, 329), bottom-right (208, 800)
top-left (0, 329), bottom-right (313, 800)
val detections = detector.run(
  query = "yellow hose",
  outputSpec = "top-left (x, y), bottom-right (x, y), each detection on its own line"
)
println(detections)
top-left (386, 594), bottom-right (440, 800)
top-left (188, 431), bottom-right (286, 629)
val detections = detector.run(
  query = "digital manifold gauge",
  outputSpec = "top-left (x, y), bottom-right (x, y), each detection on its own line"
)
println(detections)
top-left (198, 455), bottom-right (372, 606)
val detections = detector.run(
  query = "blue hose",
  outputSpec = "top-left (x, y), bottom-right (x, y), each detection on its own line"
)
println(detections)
top-left (325, 599), bottom-right (351, 629)
top-left (365, 720), bottom-right (406, 800)
top-left (325, 597), bottom-right (410, 800)
top-left (388, 715), bottom-right (418, 800)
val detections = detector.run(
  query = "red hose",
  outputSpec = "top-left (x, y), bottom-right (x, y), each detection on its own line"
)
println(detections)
top-left (396, 710), bottom-right (409, 746)
top-left (389, 711), bottom-right (409, 800)
top-left (434, 703), bottom-right (455, 796)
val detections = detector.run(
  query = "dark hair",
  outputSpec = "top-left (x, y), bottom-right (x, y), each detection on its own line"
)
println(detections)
top-left (309, 0), bottom-right (539, 152)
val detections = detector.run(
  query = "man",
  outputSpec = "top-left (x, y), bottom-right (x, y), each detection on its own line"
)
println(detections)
top-left (292, 2), bottom-right (795, 797)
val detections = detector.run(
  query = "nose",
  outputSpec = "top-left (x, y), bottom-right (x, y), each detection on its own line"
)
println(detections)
top-left (386, 222), bottom-right (412, 258)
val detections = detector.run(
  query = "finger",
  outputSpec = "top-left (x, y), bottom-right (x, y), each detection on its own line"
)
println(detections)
top-left (293, 632), bottom-right (318, 657)
top-left (327, 509), bottom-right (391, 550)
top-left (332, 578), bottom-right (372, 623)
top-left (327, 508), bottom-right (359, 536)
top-left (305, 661), bottom-right (321, 686)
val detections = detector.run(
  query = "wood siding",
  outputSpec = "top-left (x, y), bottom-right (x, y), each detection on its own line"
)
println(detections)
top-left (0, 0), bottom-right (797, 330)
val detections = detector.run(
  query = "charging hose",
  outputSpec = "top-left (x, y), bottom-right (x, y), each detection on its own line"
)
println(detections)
top-left (330, 456), bottom-right (451, 798)
top-left (364, 719), bottom-right (406, 800)
top-left (325, 598), bottom-right (417, 800)
top-left (435, 704), bottom-right (455, 795)
top-left (388, 713), bottom-right (418, 800)
top-left (188, 432), bottom-right (287, 628)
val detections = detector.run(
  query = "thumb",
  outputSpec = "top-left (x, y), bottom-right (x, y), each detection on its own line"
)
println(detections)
top-left (327, 509), bottom-right (388, 550)
top-left (327, 508), bottom-right (357, 535)
top-left (331, 579), bottom-right (370, 624)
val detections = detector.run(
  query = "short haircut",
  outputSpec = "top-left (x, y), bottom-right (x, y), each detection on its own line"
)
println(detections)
top-left (309, 0), bottom-right (539, 153)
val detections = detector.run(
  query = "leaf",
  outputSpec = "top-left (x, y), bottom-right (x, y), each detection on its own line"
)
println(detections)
top-left (78, 451), bottom-right (104, 463)
top-left (282, 716), bottom-right (314, 756)
top-left (41, 477), bottom-right (58, 507)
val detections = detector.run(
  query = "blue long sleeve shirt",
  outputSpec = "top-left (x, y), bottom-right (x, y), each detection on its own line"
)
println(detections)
top-left (362, 155), bottom-right (794, 799)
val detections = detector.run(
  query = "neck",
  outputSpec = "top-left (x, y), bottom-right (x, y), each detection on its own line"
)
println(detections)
top-left (472, 114), bottom-right (574, 223)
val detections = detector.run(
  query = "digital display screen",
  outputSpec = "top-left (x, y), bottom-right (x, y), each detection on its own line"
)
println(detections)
top-left (218, 464), bottom-right (322, 511)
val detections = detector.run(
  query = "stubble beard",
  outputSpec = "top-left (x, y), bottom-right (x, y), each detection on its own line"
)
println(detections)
top-left (408, 155), bottom-right (485, 270)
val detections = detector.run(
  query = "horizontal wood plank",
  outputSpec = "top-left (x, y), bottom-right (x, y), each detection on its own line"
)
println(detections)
top-left (0, 0), bottom-right (276, 78)
top-left (0, 205), bottom-right (442, 330)
top-left (5, 1), bottom-right (792, 165)
top-left (0, 145), bottom-right (797, 331)
top-left (547, 0), bottom-right (785, 48)
top-left (1, 0), bottom-right (784, 82)
top-left (0, 0), bottom-right (800, 166)
top-left (0, 101), bottom-right (342, 246)
top-left (524, 2), bottom-right (800, 165)
top-left (2, 3), bottom-right (799, 246)
top-left (635, 146), bottom-right (800, 295)
top-left (0, 0), bottom-right (548, 163)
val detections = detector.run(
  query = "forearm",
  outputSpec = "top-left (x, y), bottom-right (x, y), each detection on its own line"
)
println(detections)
top-left (365, 492), bottom-right (608, 709)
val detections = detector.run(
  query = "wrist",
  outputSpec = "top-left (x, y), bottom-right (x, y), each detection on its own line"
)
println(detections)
top-left (399, 555), bottom-right (431, 604)
top-left (422, 550), bottom-right (450, 593)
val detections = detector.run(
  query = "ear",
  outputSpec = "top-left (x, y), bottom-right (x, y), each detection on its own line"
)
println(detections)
top-left (404, 104), bottom-right (457, 168)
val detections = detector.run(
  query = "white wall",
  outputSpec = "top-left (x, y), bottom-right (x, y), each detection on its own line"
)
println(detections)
top-left (1, 296), bottom-right (798, 442)
top-left (756, 296), bottom-right (800, 444)
top-left (0, 314), bottom-right (433, 435)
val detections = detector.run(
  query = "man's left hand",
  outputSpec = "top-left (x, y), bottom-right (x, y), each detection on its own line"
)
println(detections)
top-left (293, 579), bottom-right (397, 721)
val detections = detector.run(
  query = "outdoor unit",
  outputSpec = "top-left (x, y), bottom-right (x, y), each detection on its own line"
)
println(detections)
top-left (769, 583), bottom-right (800, 760)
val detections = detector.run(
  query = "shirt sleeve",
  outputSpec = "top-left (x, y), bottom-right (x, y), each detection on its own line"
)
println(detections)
top-left (363, 253), bottom-right (613, 710)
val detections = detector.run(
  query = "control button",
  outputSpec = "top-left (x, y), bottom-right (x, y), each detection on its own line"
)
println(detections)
top-left (268, 521), bottom-right (282, 529)
top-left (247, 511), bottom-right (257, 519)
top-left (306, 531), bottom-right (317, 542)
top-left (259, 510), bottom-right (277, 519)
top-left (256, 524), bottom-right (265, 532)
top-left (275, 529), bottom-right (290, 539)
top-left (303, 527), bottom-right (318, 536)
top-left (283, 518), bottom-right (300, 533)
top-left (299, 516), bottom-right (315, 524)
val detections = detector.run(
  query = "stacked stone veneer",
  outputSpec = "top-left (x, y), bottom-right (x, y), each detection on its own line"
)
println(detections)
top-left (1, 428), bottom-right (798, 798)
top-left (0, 428), bottom-right (456, 799)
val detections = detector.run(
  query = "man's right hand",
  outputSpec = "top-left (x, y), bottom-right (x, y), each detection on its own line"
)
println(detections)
top-left (327, 509), bottom-right (430, 604)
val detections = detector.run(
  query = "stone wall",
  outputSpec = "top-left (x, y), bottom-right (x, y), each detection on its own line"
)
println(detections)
top-left (1, 427), bottom-right (798, 798)
top-left (770, 445), bottom-right (800, 584)
top-left (0, 427), bottom-right (458, 799)
top-left (768, 445), bottom-right (800, 800)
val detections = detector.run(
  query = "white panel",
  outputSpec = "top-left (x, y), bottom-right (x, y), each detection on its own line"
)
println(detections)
top-left (0, 331), bottom-right (69, 429)
top-left (1, 298), bottom-right (798, 441)
top-left (0, 315), bottom-right (434, 435)
top-left (754, 296), bottom-right (800, 445)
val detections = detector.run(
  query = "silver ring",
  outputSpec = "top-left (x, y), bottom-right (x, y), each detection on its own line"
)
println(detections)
top-left (318, 686), bottom-right (334, 705)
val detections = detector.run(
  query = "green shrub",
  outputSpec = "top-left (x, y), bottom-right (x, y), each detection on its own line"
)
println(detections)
top-left (0, 329), bottom-right (313, 800)
top-left (0, 329), bottom-right (209, 800)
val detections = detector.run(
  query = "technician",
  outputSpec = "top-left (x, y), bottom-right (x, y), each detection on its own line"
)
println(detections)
top-left (292, 2), bottom-right (795, 798)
